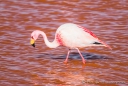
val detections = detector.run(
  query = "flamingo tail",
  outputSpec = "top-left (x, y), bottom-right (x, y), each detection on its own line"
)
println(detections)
top-left (98, 39), bottom-right (112, 50)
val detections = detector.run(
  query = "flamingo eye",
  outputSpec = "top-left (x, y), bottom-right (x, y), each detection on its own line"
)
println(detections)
top-left (31, 36), bottom-right (34, 39)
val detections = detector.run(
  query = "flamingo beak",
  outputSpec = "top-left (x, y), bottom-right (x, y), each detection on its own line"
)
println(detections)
top-left (30, 39), bottom-right (35, 47)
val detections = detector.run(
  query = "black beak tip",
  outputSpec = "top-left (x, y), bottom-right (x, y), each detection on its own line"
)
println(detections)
top-left (31, 44), bottom-right (35, 47)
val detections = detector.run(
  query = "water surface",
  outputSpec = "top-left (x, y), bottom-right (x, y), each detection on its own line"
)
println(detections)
top-left (0, 0), bottom-right (128, 86)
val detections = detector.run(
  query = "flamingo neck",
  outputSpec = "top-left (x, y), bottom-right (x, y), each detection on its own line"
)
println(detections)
top-left (38, 30), bottom-right (59, 48)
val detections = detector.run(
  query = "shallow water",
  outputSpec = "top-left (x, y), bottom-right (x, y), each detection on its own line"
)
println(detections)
top-left (0, 0), bottom-right (128, 86)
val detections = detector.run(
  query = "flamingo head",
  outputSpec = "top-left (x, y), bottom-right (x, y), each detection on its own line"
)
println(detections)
top-left (30, 37), bottom-right (35, 47)
top-left (30, 30), bottom-right (39, 47)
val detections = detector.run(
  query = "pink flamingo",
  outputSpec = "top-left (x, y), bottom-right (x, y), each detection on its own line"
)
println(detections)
top-left (30, 23), bottom-right (111, 64)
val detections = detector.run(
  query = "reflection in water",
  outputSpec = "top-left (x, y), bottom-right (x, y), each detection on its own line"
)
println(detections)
top-left (0, 0), bottom-right (128, 86)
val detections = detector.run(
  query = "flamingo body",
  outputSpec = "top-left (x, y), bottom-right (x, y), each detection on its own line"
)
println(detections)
top-left (55, 23), bottom-right (102, 48)
top-left (30, 23), bottom-right (111, 64)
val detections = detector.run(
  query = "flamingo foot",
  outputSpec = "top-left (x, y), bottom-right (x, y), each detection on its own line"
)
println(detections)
top-left (63, 60), bottom-right (68, 64)
top-left (64, 49), bottom-right (70, 64)
top-left (76, 48), bottom-right (86, 65)
top-left (82, 59), bottom-right (86, 64)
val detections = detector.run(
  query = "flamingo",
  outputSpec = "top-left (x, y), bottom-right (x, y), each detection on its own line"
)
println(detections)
top-left (30, 23), bottom-right (111, 64)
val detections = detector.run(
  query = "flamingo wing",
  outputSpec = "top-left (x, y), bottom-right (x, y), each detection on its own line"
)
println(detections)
top-left (77, 24), bottom-right (111, 49)
top-left (56, 23), bottom-right (111, 49)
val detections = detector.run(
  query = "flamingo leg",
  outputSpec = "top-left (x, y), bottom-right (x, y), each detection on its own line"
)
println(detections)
top-left (76, 48), bottom-right (86, 64)
top-left (64, 49), bottom-right (71, 63)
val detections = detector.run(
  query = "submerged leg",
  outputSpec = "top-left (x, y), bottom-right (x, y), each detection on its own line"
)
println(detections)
top-left (64, 49), bottom-right (71, 63)
top-left (76, 48), bottom-right (86, 64)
